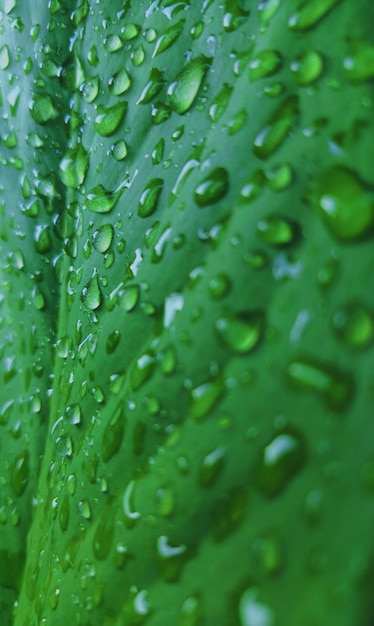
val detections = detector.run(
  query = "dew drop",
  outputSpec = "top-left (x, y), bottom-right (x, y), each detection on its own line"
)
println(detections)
top-left (239, 588), bottom-right (275, 626)
top-left (344, 40), bottom-right (374, 83)
top-left (307, 165), bottom-right (374, 241)
top-left (93, 502), bottom-right (115, 560)
top-left (253, 95), bottom-right (299, 160)
top-left (153, 19), bottom-right (184, 57)
top-left (94, 102), bottom-right (127, 136)
top-left (194, 167), bottom-right (229, 207)
top-left (138, 178), bottom-right (164, 218)
top-left (290, 50), bottom-right (324, 85)
top-left (79, 76), bottom-right (99, 103)
top-left (130, 354), bottom-right (155, 391)
top-left (157, 535), bottom-right (188, 582)
top-left (288, 0), bottom-right (342, 32)
top-left (81, 273), bottom-right (102, 310)
top-left (137, 68), bottom-right (165, 104)
top-left (209, 82), bottom-right (234, 123)
top-left (86, 184), bottom-right (123, 214)
top-left (11, 450), bottom-right (30, 497)
top-left (30, 93), bottom-right (58, 124)
top-left (108, 68), bottom-right (131, 96)
top-left (199, 447), bottom-right (226, 487)
top-left (59, 144), bottom-right (89, 189)
top-left (256, 215), bottom-right (298, 247)
top-left (254, 429), bottom-right (306, 497)
top-left (332, 301), bottom-right (374, 349)
top-left (249, 50), bottom-right (282, 82)
top-left (92, 224), bottom-right (114, 253)
top-left (215, 310), bottom-right (265, 354)
top-left (190, 380), bottom-right (224, 420)
top-left (167, 55), bottom-right (211, 115)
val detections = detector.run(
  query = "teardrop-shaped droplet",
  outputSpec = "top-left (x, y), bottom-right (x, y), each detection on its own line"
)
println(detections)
top-left (190, 380), bottom-right (224, 420)
top-left (288, 0), bottom-right (341, 32)
top-left (332, 301), bottom-right (374, 349)
top-left (257, 215), bottom-right (298, 247)
top-left (344, 40), bottom-right (374, 83)
top-left (223, 0), bottom-right (250, 31)
top-left (30, 93), bottom-right (59, 124)
top-left (209, 82), bottom-right (234, 123)
top-left (131, 354), bottom-right (155, 391)
top-left (137, 68), bottom-right (165, 104)
top-left (92, 224), bottom-right (114, 253)
top-left (216, 310), bottom-right (265, 354)
top-left (167, 55), bottom-right (211, 114)
top-left (138, 178), bottom-right (164, 218)
top-left (11, 450), bottom-right (30, 497)
top-left (287, 358), bottom-right (354, 410)
top-left (108, 68), bottom-right (131, 96)
top-left (152, 19), bottom-right (184, 57)
top-left (254, 429), bottom-right (306, 497)
top-left (59, 144), bottom-right (89, 189)
top-left (307, 165), bottom-right (374, 241)
top-left (290, 50), bottom-right (324, 85)
top-left (86, 184), bottom-right (123, 214)
top-left (94, 102), bottom-right (127, 136)
top-left (93, 501), bottom-right (116, 560)
top-left (194, 167), bottom-right (229, 207)
top-left (253, 95), bottom-right (299, 160)
top-left (81, 274), bottom-right (102, 310)
top-left (249, 49), bottom-right (283, 81)
top-left (102, 407), bottom-right (126, 462)
top-left (199, 447), bottom-right (226, 487)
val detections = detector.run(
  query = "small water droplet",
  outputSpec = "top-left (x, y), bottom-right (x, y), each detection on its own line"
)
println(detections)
top-left (81, 273), bottom-right (102, 310)
top-left (239, 588), bottom-right (275, 626)
top-left (257, 215), bottom-right (298, 247)
top-left (11, 450), bottom-right (30, 497)
top-left (344, 40), bottom-right (374, 83)
top-left (253, 95), bottom-right (299, 159)
top-left (199, 447), bottom-right (226, 487)
top-left (287, 358), bottom-right (354, 410)
top-left (332, 301), bottom-right (374, 349)
top-left (78, 500), bottom-right (91, 520)
top-left (86, 184), bottom-right (123, 214)
top-left (190, 380), bottom-right (224, 419)
top-left (209, 82), bottom-right (234, 123)
top-left (288, 0), bottom-right (342, 32)
top-left (108, 68), bottom-right (131, 95)
top-left (249, 49), bottom-right (282, 81)
top-left (93, 501), bottom-right (116, 560)
top-left (254, 429), bottom-right (306, 497)
top-left (167, 55), bottom-right (211, 114)
top-left (137, 67), bottom-right (165, 104)
top-left (130, 354), bottom-right (155, 390)
top-left (290, 50), bottom-right (324, 85)
top-left (92, 224), bottom-right (114, 253)
top-left (157, 535), bottom-right (188, 582)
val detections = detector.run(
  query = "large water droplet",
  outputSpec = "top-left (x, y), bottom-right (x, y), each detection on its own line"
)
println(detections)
top-left (152, 19), bottom-right (184, 57)
top-left (167, 55), bottom-right (211, 114)
top-left (59, 144), bottom-right (89, 189)
top-left (137, 68), bottom-right (165, 104)
top-left (86, 184), bottom-right (123, 214)
top-left (253, 95), bottom-right (299, 159)
top-left (94, 102), bottom-right (127, 136)
top-left (290, 50), bottom-right (324, 85)
top-left (30, 93), bottom-right (59, 124)
top-left (288, 0), bottom-right (342, 32)
top-left (138, 178), bottom-right (164, 217)
top-left (307, 165), bottom-right (374, 241)
top-left (216, 310), bottom-right (265, 354)
top-left (194, 167), bottom-right (229, 207)
top-left (249, 50), bottom-right (282, 81)
top-left (254, 429), bottom-right (306, 497)
top-left (108, 68), bottom-right (131, 96)
top-left (239, 588), bottom-right (275, 626)
top-left (81, 273), bottom-right (102, 310)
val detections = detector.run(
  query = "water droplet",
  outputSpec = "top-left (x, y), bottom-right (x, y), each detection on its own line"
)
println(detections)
top-left (208, 273), bottom-right (231, 299)
top-left (199, 447), bottom-right (226, 487)
top-left (151, 101), bottom-right (171, 125)
top-left (130, 354), bottom-right (155, 391)
top-left (257, 215), bottom-right (298, 247)
top-left (93, 502), bottom-right (116, 560)
top-left (258, 0), bottom-right (280, 23)
top-left (239, 588), bottom-right (275, 626)
top-left (152, 19), bottom-right (184, 57)
top-left (65, 403), bottom-right (81, 425)
top-left (179, 595), bottom-right (202, 626)
top-left (209, 82), bottom-right (234, 123)
top-left (80, 76), bottom-right (99, 102)
top-left (123, 480), bottom-right (140, 526)
top-left (59, 496), bottom-right (70, 532)
top-left (30, 93), bottom-right (59, 124)
top-left (122, 22), bottom-right (140, 41)
top-left (59, 144), bottom-right (89, 189)
top-left (194, 167), bottom-right (229, 207)
top-left (288, 0), bottom-right (342, 32)
top-left (216, 310), bottom-right (265, 354)
top-left (152, 137), bottom-right (164, 164)
top-left (251, 530), bottom-right (283, 576)
top-left (265, 163), bottom-right (292, 191)
top-left (81, 273), bottom-right (102, 310)
top-left (111, 139), bottom-right (128, 161)
top-left (104, 34), bottom-right (123, 53)
top-left (287, 358), bottom-right (354, 410)
top-left (167, 55), bottom-right (211, 114)
top-left (137, 68), bottom-right (165, 104)
top-left (332, 301), bottom-right (374, 349)
top-left (249, 50), bottom-right (283, 81)
top-left (211, 486), bottom-right (247, 541)
top-left (160, 345), bottom-right (177, 375)
top-left (155, 483), bottom-right (175, 517)
top-left (0, 45), bottom-right (10, 70)
top-left (108, 68), bottom-right (131, 96)
top-left (138, 178), bottom-right (164, 218)
top-left (240, 169), bottom-right (266, 203)
top-left (11, 450), bottom-right (30, 496)
top-left (307, 165), bottom-right (374, 241)
top-left (94, 102), bottom-right (127, 136)
top-left (303, 488), bottom-right (324, 525)
top-left (86, 184), bottom-right (123, 214)
top-left (344, 40), bottom-right (374, 83)
top-left (290, 50), bottom-right (324, 85)
top-left (253, 95), bottom-right (299, 159)
top-left (131, 44), bottom-right (145, 66)
top-left (78, 500), bottom-right (91, 520)
top-left (92, 224), bottom-right (114, 253)
top-left (223, 0), bottom-right (250, 31)
top-left (119, 285), bottom-right (140, 312)
top-left (254, 429), bottom-right (306, 497)
top-left (157, 535), bottom-right (188, 582)
top-left (190, 380), bottom-right (224, 420)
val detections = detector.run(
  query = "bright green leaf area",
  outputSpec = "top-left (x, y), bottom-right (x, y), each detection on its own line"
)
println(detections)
top-left (1, 0), bottom-right (374, 625)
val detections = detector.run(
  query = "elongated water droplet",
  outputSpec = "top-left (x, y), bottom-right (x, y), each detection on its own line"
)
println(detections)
top-left (94, 102), bottom-right (127, 136)
top-left (167, 55), bottom-right (211, 114)
top-left (239, 588), bottom-right (275, 626)
top-left (81, 273), bottom-right (102, 310)
top-left (137, 68), bottom-right (165, 104)
top-left (93, 502), bottom-right (116, 560)
top-left (253, 95), bottom-right (299, 159)
top-left (157, 535), bottom-right (188, 582)
top-left (11, 450), bottom-right (30, 497)
top-left (153, 19), bottom-right (184, 57)
top-left (59, 144), bottom-right (89, 189)
top-left (254, 429), bottom-right (306, 497)
top-left (138, 178), bottom-right (164, 218)
top-left (102, 407), bottom-right (126, 462)
top-left (80, 76), bottom-right (99, 103)
top-left (131, 354), bottom-right (155, 390)
top-left (216, 310), bottom-right (265, 354)
top-left (194, 167), bottom-right (229, 207)
top-left (223, 0), bottom-right (250, 31)
top-left (209, 82), bottom-right (234, 123)
top-left (199, 447), bottom-right (226, 487)
top-left (307, 165), bottom-right (374, 241)
top-left (288, 0), bottom-right (342, 31)
top-left (287, 358), bottom-right (354, 410)
top-left (86, 184), bottom-right (123, 214)
top-left (106, 329), bottom-right (121, 354)
top-left (108, 69), bottom-right (131, 96)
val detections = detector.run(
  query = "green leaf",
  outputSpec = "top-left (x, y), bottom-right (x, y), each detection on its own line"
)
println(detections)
top-left (1, 1), bottom-right (374, 625)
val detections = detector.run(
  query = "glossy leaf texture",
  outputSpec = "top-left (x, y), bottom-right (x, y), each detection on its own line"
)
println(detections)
top-left (1, 1), bottom-right (374, 626)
